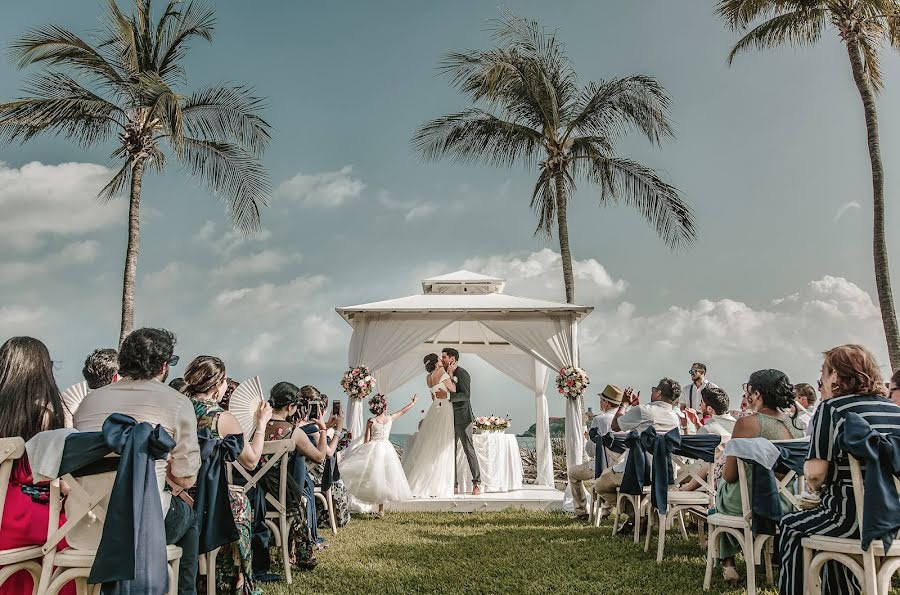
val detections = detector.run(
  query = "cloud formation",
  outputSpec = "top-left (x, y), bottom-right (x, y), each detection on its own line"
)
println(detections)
top-left (834, 201), bottom-right (861, 222)
top-left (276, 165), bottom-right (365, 207)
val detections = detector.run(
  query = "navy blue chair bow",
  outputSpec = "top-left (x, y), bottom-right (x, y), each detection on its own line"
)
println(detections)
top-left (836, 412), bottom-right (900, 551)
top-left (620, 430), bottom-right (649, 496)
top-left (588, 429), bottom-right (627, 478)
top-left (639, 427), bottom-right (720, 513)
top-left (748, 440), bottom-right (808, 535)
top-left (194, 430), bottom-right (244, 554)
top-left (54, 413), bottom-right (175, 595)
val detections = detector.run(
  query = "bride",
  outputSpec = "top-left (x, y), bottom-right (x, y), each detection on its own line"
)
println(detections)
top-left (402, 353), bottom-right (456, 497)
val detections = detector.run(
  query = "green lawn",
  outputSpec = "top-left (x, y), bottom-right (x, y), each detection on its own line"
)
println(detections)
top-left (260, 510), bottom-right (783, 595)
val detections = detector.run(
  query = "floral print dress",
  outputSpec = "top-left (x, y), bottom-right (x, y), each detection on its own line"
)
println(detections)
top-left (191, 398), bottom-right (258, 595)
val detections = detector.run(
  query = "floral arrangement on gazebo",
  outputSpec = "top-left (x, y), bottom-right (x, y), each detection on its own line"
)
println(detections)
top-left (341, 366), bottom-right (376, 399)
top-left (556, 366), bottom-right (589, 399)
top-left (474, 415), bottom-right (511, 432)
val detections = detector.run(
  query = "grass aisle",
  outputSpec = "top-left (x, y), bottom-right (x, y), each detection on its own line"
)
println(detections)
top-left (262, 510), bottom-right (784, 595)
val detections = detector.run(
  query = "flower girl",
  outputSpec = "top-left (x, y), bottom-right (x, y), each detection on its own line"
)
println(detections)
top-left (341, 393), bottom-right (417, 516)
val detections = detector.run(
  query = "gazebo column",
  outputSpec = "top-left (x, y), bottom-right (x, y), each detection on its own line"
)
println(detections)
top-left (533, 361), bottom-right (554, 487)
top-left (563, 319), bottom-right (585, 473)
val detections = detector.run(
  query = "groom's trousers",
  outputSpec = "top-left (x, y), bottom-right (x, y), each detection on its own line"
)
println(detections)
top-left (454, 421), bottom-right (481, 486)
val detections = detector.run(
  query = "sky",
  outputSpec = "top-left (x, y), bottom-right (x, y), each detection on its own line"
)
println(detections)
top-left (2, 0), bottom-right (899, 435)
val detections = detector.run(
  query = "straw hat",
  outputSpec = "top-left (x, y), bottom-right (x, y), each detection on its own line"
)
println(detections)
top-left (598, 384), bottom-right (623, 405)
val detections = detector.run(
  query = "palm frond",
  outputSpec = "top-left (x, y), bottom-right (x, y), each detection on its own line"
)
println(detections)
top-left (179, 137), bottom-right (270, 233)
top-left (530, 168), bottom-right (557, 237)
top-left (412, 108), bottom-right (544, 168)
top-left (725, 5), bottom-right (827, 64)
top-left (97, 161), bottom-right (132, 202)
top-left (102, 0), bottom-right (141, 77)
top-left (9, 24), bottom-right (124, 87)
top-left (136, 72), bottom-right (183, 150)
top-left (0, 73), bottom-right (122, 146)
top-left (181, 84), bottom-right (271, 157)
top-left (156, 1), bottom-right (216, 82)
top-left (588, 157), bottom-right (696, 249)
top-left (716, 0), bottom-right (784, 29)
top-left (564, 76), bottom-right (674, 146)
top-left (859, 34), bottom-right (885, 90)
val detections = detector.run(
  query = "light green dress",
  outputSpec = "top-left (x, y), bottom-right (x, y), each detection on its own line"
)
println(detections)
top-left (714, 413), bottom-right (804, 560)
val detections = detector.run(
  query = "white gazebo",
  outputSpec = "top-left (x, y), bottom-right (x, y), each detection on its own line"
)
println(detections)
top-left (335, 271), bottom-right (594, 487)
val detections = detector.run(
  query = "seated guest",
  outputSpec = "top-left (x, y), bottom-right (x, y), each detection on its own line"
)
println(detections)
top-left (888, 369), bottom-right (900, 407)
top-left (82, 348), bottom-right (119, 389)
top-left (307, 394), bottom-right (350, 528)
top-left (593, 379), bottom-right (681, 531)
top-left (180, 356), bottom-right (272, 594)
top-left (169, 377), bottom-right (187, 393)
top-left (682, 386), bottom-right (736, 440)
top-left (790, 382), bottom-right (816, 430)
top-left (73, 328), bottom-right (201, 595)
top-left (779, 345), bottom-right (900, 595)
top-left (568, 384), bottom-right (622, 520)
top-left (715, 369), bottom-right (803, 585)
top-left (0, 337), bottom-right (71, 595)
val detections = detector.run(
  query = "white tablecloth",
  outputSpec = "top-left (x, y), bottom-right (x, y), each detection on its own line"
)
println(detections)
top-left (456, 432), bottom-right (524, 493)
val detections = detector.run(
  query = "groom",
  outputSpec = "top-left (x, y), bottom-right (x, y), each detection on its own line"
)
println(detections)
top-left (442, 347), bottom-right (481, 495)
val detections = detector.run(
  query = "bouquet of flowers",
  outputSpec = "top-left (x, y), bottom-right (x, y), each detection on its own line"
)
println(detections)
top-left (341, 366), bottom-right (376, 399)
top-left (474, 415), bottom-right (511, 432)
top-left (556, 366), bottom-right (589, 399)
top-left (336, 430), bottom-right (353, 452)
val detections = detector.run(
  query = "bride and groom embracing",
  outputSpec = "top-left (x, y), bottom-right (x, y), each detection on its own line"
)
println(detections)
top-left (402, 347), bottom-right (482, 497)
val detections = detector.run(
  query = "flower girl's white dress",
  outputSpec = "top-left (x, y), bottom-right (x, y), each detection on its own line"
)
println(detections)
top-left (341, 417), bottom-right (412, 504)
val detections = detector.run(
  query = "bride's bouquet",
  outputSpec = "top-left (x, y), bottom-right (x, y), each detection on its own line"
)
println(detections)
top-left (556, 366), bottom-right (590, 399)
top-left (474, 415), bottom-right (510, 432)
top-left (341, 366), bottom-right (376, 400)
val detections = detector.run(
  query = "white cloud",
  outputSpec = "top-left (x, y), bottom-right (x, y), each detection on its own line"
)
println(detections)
top-left (0, 161), bottom-right (123, 250)
top-left (376, 190), bottom-right (439, 221)
top-left (277, 165), bottom-right (365, 208)
top-left (211, 250), bottom-right (299, 278)
top-left (200, 221), bottom-right (273, 255)
top-left (0, 240), bottom-right (100, 282)
top-left (143, 262), bottom-right (185, 291)
top-left (212, 275), bottom-right (329, 313)
top-left (0, 305), bottom-right (51, 333)
top-left (834, 201), bottom-right (861, 222)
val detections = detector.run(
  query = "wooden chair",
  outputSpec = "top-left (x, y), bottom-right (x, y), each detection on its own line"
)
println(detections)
top-left (801, 455), bottom-right (900, 595)
top-left (645, 456), bottom-right (715, 563)
top-left (314, 487), bottom-right (338, 535)
top-left (37, 463), bottom-right (182, 595)
top-left (702, 438), bottom-right (806, 595)
top-left (230, 439), bottom-right (294, 586)
top-left (589, 446), bottom-right (627, 527)
top-left (611, 488), bottom-right (649, 544)
top-left (0, 437), bottom-right (43, 593)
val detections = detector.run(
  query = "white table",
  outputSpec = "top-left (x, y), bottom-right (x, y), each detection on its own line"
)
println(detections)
top-left (456, 432), bottom-right (524, 493)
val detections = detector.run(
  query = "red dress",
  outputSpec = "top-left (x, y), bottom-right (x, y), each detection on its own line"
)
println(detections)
top-left (0, 457), bottom-right (73, 595)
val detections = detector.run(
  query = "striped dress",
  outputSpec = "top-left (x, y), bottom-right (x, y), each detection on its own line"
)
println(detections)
top-left (778, 394), bottom-right (900, 595)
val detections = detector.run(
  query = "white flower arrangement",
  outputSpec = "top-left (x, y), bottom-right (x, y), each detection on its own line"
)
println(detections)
top-left (341, 366), bottom-right (376, 400)
top-left (556, 366), bottom-right (590, 400)
top-left (474, 415), bottom-right (511, 432)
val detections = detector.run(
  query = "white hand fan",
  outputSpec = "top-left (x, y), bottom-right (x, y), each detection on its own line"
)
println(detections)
top-left (229, 376), bottom-right (265, 441)
top-left (61, 381), bottom-right (89, 428)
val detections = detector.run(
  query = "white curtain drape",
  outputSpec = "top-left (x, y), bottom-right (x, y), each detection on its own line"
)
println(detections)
top-left (482, 315), bottom-right (583, 473)
top-left (345, 314), bottom-right (460, 447)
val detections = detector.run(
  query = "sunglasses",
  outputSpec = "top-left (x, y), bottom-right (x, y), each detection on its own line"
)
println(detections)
top-left (742, 383), bottom-right (751, 394)
top-left (168, 355), bottom-right (180, 367)
top-left (689, 369), bottom-right (702, 375)
top-left (817, 379), bottom-right (823, 390)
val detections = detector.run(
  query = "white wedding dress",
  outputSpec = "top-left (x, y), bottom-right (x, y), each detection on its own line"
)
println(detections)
top-left (341, 417), bottom-right (412, 504)
top-left (402, 371), bottom-right (456, 497)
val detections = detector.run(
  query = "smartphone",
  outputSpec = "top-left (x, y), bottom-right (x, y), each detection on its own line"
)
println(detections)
top-left (332, 399), bottom-right (342, 416)
top-left (308, 403), bottom-right (321, 420)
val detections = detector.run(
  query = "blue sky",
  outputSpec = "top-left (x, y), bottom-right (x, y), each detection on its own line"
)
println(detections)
top-left (1, 1), bottom-right (898, 434)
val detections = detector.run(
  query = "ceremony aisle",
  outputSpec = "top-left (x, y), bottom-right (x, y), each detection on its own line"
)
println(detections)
top-left (260, 510), bottom-right (802, 595)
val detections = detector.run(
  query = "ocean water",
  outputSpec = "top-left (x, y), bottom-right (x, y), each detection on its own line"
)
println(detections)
top-left (391, 433), bottom-right (537, 450)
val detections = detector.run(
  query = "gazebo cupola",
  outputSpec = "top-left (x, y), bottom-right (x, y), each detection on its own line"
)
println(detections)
top-left (421, 270), bottom-right (505, 295)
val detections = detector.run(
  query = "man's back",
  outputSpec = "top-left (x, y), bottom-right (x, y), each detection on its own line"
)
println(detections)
top-left (70, 378), bottom-right (200, 548)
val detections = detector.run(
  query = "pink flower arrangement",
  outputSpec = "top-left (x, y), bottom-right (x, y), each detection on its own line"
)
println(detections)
top-left (556, 366), bottom-right (589, 400)
top-left (474, 415), bottom-right (511, 432)
top-left (341, 366), bottom-right (376, 399)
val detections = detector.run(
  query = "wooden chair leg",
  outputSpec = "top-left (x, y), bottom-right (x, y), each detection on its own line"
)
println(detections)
top-left (281, 515), bottom-right (292, 586)
top-left (764, 541), bottom-right (773, 586)
top-left (678, 510), bottom-right (688, 540)
top-left (657, 511), bottom-right (667, 563)
top-left (633, 497), bottom-right (642, 544)
top-left (327, 489), bottom-right (338, 535)
top-left (206, 548), bottom-right (219, 595)
top-left (744, 529), bottom-right (756, 595)
top-left (801, 546), bottom-right (813, 595)
top-left (644, 509), bottom-right (653, 553)
top-left (612, 493), bottom-right (621, 536)
top-left (698, 516), bottom-right (705, 543)
top-left (862, 552), bottom-right (878, 595)
top-left (168, 558), bottom-right (180, 595)
top-left (703, 527), bottom-right (717, 591)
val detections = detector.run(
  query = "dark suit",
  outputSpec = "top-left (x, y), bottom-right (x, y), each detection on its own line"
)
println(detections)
top-left (450, 366), bottom-right (481, 485)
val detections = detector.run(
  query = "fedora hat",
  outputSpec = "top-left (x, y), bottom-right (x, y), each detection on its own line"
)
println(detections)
top-left (598, 384), bottom-right (623, 405)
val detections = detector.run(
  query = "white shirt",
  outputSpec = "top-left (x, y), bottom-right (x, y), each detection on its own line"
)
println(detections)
top-left (612, 401), bottom-right (680, 473)
top-left (681, 379), bottom-right (717, 410)
top-left (587, 408), bottom-right (616, 464)
top-left (697, 413), bottom-right (737, 442)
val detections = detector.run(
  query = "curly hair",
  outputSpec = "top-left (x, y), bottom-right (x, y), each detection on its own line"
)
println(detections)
top-left (747, 369), bottom-right (800, 427)
top-left (368, 393), bottom-right (387, 415)
top-left (118, 328), bottom-right (176, 380)
top-left (181, 356), bottom-right (226, 398)
top-left (656, 378), bottom-right (681, 404)
top-left (270, 381), bottom-right (300, 410)
top-left (823, 344), bottom-right (888, 398)
top-left (82, 348), bottom-right (118, 389)
top-left (700, 386), bottom-right (730, 415)
top-left (424, 353), bottom-right (439, 373)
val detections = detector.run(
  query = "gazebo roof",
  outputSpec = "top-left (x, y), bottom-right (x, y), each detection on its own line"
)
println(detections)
top-left (336, 270), bottom-right (592, 324)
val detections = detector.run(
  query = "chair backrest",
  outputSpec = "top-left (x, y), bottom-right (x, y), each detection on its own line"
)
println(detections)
top-left (770, 438), bottom-right (809, 510)
top-left (729, 437), bottom-right (809, 524)
top-left (674, 457), bottom-right (716, 501)
top-left (231, 439), bottom-right (293, 515)
top-left (0, 437), bottom-right (26, 530)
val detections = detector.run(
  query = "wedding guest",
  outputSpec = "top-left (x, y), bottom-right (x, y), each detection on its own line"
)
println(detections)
top-left (169, 377), bottom-right (187, 393)
top-left (180, 356), bottom-right (272, 593)
top-left (779, 345), bottom-right (900, 595)
top-left (341, 393), bottom-right (416, 517)
top-left (306, 393), bottom-right (350, 529)
top-left (594, 379), bottom-right (681, 532)
top-left (888, 369), bottom-right (900, 407)
top-left (682, 386), bottom-right (736, 439)
top-left (715, 369), bottom-right (803, 585)
top-left (73, 328), bottom-right (201, 595)
top-left (568, 384), bottom-right (622, 520)
top-left (82, 348), bottom-right (119, 389)
top-left (790, 382), bottom-right (817, 429)
top-left (220, 378), bottom-right (239, 410)
top-left (682, 362), bottom-right (716, 411)
top-left (0, 337), bottom-right (70, 595)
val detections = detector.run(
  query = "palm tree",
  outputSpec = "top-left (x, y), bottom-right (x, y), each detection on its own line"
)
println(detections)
top-left (717, 0), bottom-right (900, 369)
top-left (413, 12), bottom-right (695, 304)
top-left (0, 0), bottom-right (272, 345)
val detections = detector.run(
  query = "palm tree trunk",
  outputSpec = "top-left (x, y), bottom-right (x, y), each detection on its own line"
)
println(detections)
top-left (118, 161), bottom-right (144, 347)
top-left (845, 39), bottom-right (900, 370)
top-left (555, 173), bottom-right (575, 303)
